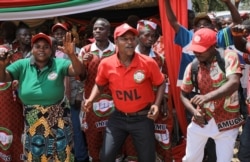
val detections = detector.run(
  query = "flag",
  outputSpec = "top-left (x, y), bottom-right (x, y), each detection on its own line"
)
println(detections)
top-left (158, 0), bottom-right (188, 161)
top-left (0, 0), bottom-right (132, 20)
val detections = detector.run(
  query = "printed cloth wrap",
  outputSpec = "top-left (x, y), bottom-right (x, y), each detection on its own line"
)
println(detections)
top-left (23, 98), bottom-right (73, 162)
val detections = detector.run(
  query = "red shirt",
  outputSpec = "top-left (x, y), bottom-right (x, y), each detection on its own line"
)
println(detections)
top-left (96, 52), bottom-right (164, 113)
top-left (181, 49), bottom-right (244, 131)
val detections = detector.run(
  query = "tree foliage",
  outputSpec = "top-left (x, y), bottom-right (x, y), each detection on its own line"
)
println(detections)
top-left (192, 0), bottom-right (250, 12)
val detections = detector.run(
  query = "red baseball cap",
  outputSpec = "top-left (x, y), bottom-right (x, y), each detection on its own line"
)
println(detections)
top-left (114, 23), bottom-right (138, 39)
top-left (189, 28), bottom-right (217, 53)
top-left (0, 45), bottom-right (9, 52)
top-left (0, 45), bottom-right (9, 59)
top-left (31, 33), bottom-right (52, 47)
top-left (149, 17), bottom-right (161, 27)
top-left (51, 22), bottom-right (69, 32)
top-left (241, 12), bottom-right (249, 20)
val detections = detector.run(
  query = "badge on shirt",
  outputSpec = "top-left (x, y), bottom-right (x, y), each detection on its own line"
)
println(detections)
top-left (48, 72), bottom-right (58, 80)
top-left (0, 82), bottom-right (11, 91)
top-left (0, 127), bottom-right (13, 150)
top-left (93, 94), bottom-right (114, 117)
top-left (134, 70), bottom-right (145, 84)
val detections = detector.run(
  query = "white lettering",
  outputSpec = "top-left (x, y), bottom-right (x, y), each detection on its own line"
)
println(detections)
top-left (95, 120), bottom-right (108, 128)
top-left (217, 117), bottom-right (244, 130)
top-left (154, 124), bottom-right (167, 131)
top-left (0, 152), bottom-right (11, 161)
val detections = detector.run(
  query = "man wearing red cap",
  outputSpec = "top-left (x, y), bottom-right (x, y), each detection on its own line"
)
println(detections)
top-left (83, 23), bottom-right (166, 162)
top-left (52, 22), bottom-right (71, 58)
top-left (165, 0), bottom-right (242, 87)
top-left (180, 28), bottom-right (244, 162)
top-left (122, 19), bottom-right (173, 162)
top-left (165, 1), bottom-right (242, 161)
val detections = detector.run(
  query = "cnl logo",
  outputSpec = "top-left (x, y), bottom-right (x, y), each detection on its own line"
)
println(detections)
top-left (0, 127), bottom-right (13, 151)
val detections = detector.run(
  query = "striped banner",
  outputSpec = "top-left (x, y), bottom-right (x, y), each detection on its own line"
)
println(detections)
top-left (0, 0), bottom-right (132, 20)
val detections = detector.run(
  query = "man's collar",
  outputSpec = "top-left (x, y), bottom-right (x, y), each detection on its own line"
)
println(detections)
top-left (115, 52), bottom-right (138, 68)
top-left (91, 40), bottom-right (115, 52)
top-left (135, 45), bottom-right (156, 58)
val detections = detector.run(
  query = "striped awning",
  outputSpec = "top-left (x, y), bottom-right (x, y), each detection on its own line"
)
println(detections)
top-left (0, 0), bottom-right (132, 20)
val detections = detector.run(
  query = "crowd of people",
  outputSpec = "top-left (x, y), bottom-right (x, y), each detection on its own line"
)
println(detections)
top-left (0, 0), bottom-right (250, 162)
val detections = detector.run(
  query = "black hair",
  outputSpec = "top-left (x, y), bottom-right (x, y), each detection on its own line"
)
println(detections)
top-left (242, 19), bottom-right (250, 26)
top-left (94, 18), bottom-right (111, 30)
top-left (16, 21), bottom-right (30, 36)
top-left (126, 15), bottom-right (140, 29)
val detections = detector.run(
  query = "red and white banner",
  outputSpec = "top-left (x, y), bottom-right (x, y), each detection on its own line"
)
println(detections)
top-left (0, 0), bottom-right (132, 20)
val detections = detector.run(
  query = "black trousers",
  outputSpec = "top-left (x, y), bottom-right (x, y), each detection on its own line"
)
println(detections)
top-left (100, 110), bottom-right (155, 162)
top-left (203, 138), bottom-right (216, 162)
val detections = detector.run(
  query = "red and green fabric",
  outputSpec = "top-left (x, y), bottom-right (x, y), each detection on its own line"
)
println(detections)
top-left (159, 0), bottom-right (188, 162)
top-left (0, 0), bottom-right (132, 20)
top-left (0, 55), bottom-right (24, 162)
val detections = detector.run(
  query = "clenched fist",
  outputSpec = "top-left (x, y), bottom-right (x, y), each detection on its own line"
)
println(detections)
top-left (231, 24), bottom-right (250, 37)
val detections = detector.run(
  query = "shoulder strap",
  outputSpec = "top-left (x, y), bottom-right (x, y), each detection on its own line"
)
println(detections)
top-left (191, 51), bottom-right (225, 93)
top-left (191, 58), bottom-right (199, 94)
top-left (223, 28), bottom-right (230, 47)
top-left (215, 50), bottom-right (225, 73)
